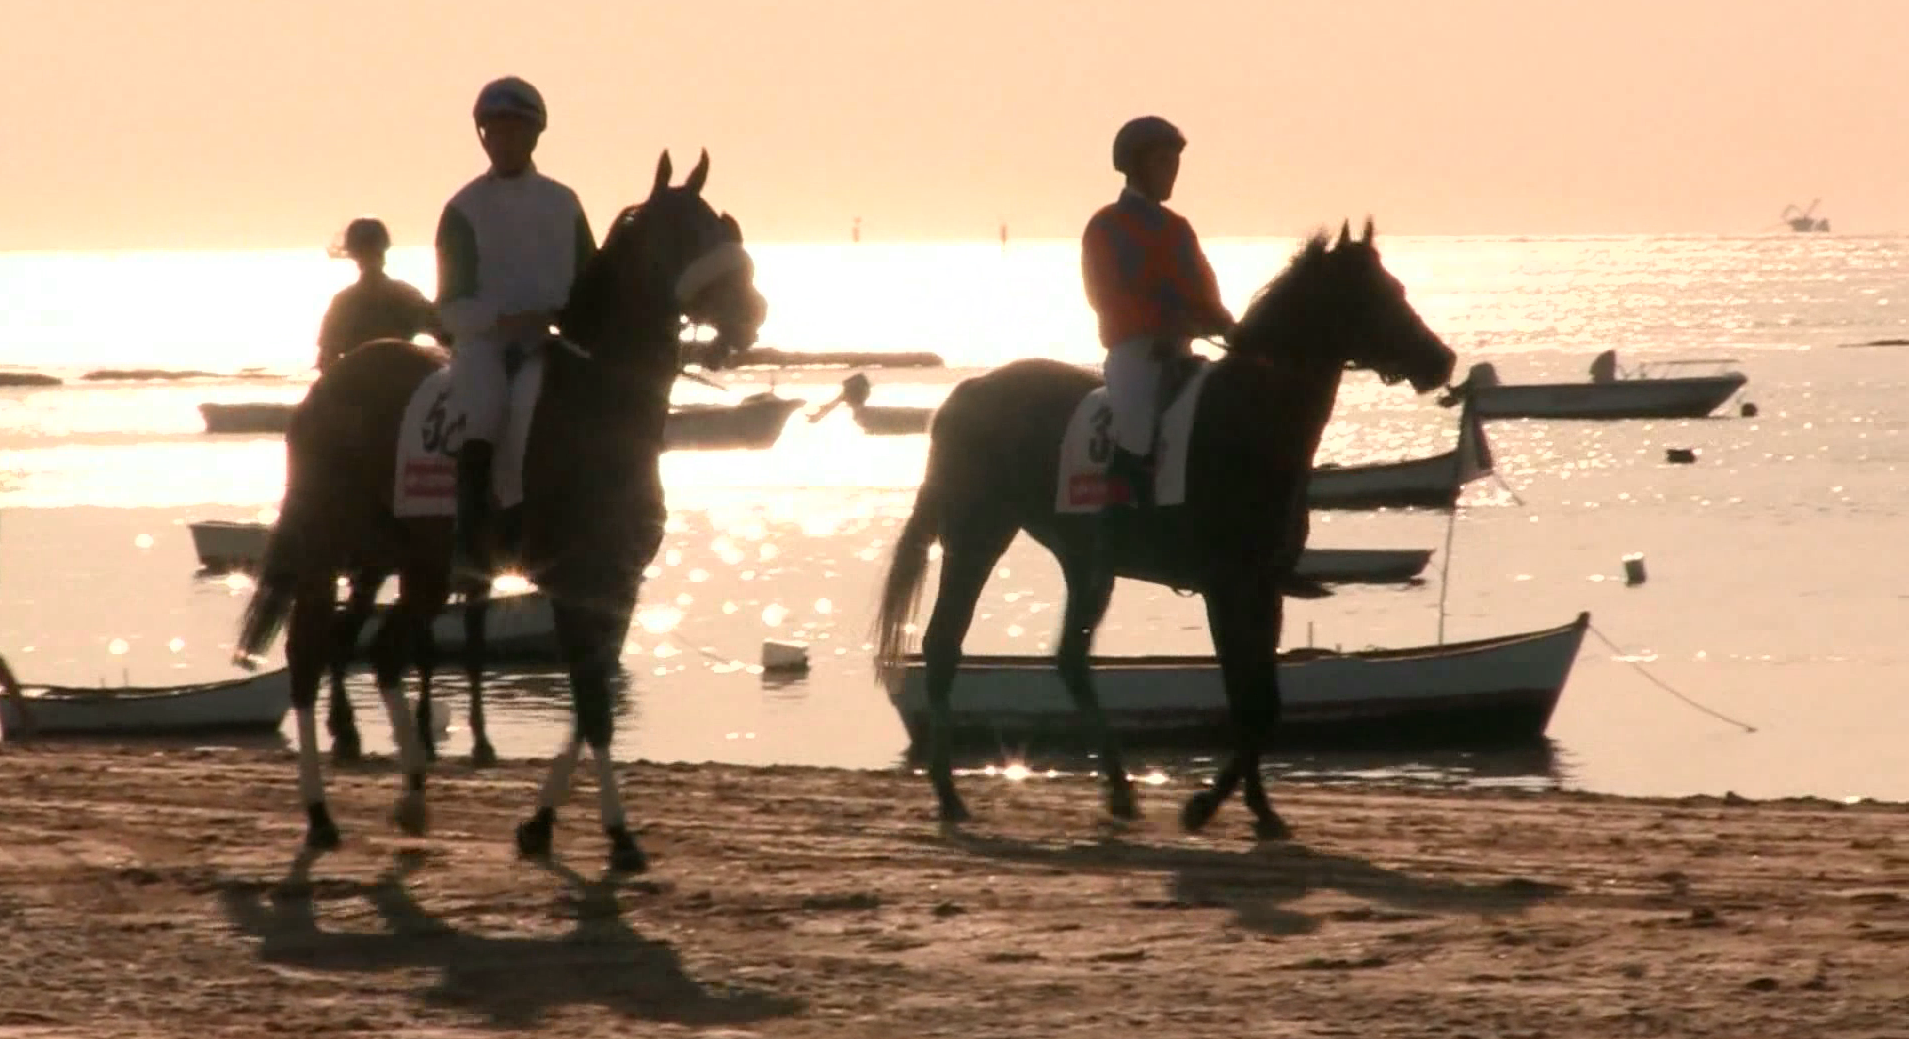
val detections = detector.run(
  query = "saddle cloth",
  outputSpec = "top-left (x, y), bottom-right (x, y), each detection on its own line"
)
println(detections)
top-left (393, 351), bottom-right (545, 518)
top-left (1054, 359), bottom-right (1214, 514)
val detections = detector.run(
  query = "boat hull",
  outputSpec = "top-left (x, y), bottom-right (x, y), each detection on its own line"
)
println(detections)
top-left (2, 670), bottom-right (292, 736)
top-left (1472, 374), bottom-right (1746, 420)
top-left (885, 613), bottom-right (1590, 752)
top-left (1306, 395), bottom-right (1493, 510)
top-left (199, 396), bottom-right (807, 451)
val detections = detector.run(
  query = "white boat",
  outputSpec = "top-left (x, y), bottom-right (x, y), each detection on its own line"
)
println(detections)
top-left (194, 518), bottom-right (1425, 588)
top-left (665, 391), bottom-right (805, 450)
top-left (1443, 355), bottom-right (1748, 420)
top-left (357, 591), bottom-right (561, 661)
top-left (199, 392), bottom-right (807, 450)
top-left (199, 402), bottom-right (295, 435)
top-left (1307, 393), bottom-right (1493, 509)
top-left (1, 669), bottom-right (291, 737)
top-left (1295, 548), bottom-right (1432, 584)
top-left (885, 612), bottom-right (1590, 751)
top-left (808, 373), bottom-right (934, 436)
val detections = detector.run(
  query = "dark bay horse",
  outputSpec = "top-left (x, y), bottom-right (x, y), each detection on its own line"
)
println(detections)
top-left (232, 150), bottom-right (766, 872)
top-left (872, 220), bottom-right (1456, 839)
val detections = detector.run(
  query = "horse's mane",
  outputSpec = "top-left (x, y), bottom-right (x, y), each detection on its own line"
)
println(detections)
top-left (560, 204), bottom-right (647, 336)
top-left (1227, 230), bottom-right (1335, 354)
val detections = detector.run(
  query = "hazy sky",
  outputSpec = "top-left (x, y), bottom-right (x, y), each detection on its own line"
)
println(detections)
top-left (5, 0), bottom-right (1906, 250)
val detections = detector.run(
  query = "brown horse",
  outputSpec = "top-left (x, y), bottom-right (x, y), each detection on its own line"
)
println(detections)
top-left (872, 220), bottom-right (1457, 839)
top-left (231, 150), bottom-right (766, 872)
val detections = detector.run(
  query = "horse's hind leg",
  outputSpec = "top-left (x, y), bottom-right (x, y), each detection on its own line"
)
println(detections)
top-left (368, 567), bottom-right (447, 837)
top-left (463, 581), bottom-right (498, 766)
top-left (326, 567), bottom-right (386, 763)
top-left (412, 598), bottom-right (440, 764)
top-left (1055, 553), bottom-right (1137, 819)
top-left (288, 576), bottom-right (343, 851)
top-left (519, 590), bottom-right (645, 873)
top-left (920, 512), bottom-right (1016, 823)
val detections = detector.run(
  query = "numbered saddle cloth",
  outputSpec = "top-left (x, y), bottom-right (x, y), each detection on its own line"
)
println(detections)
top-left (392, 353), bottom-right (545, 518)
top-left (1054, 359), bottom-right (1214, 514)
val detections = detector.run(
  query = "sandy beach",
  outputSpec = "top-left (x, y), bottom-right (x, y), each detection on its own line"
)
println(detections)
top-left (1, 745), bottom-right (1904, 1037)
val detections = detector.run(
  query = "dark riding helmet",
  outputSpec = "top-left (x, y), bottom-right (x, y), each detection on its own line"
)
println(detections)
top-left (337, 216), bottom-right (391, 258)
top-left (473, 76), bottom-right (548, 131)
top-left (1112, 116), bottom-right (1186, 176)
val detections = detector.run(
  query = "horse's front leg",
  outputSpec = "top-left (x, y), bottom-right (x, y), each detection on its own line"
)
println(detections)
top-left (1182, 572), bottom-right (1290, 840)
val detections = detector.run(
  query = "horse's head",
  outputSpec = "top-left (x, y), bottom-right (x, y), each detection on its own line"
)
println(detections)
top-left (562, 149), bottom-right (767, 370)
top-left (1231, 219), bottom-right (1455, 394)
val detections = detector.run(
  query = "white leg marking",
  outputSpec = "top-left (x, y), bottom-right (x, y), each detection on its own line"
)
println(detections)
top-left (538, 737), bottom-right (583, 812)
top-left (295, 706), bottom-right (325, 805)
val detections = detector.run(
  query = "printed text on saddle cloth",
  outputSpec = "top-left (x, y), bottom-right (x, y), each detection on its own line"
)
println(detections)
top-left (1054, 362), bottom-right (1213, 514)
top-left (393, 361), bottom-right (543, 518)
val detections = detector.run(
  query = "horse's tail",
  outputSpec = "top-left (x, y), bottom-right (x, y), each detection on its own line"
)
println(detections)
top-left (871, 440), bottom-right (947, 689)
top-left (232, 410), bottom-right (322, 670)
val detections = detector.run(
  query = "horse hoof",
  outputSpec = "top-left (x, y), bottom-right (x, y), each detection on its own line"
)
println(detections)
top-left (1107, 786), bottom-right (1141, 821)
top-left (391, 795), bottom-right (429, 838)
top-left (516, 809), bottom-right (555, 859)
top-left (1254, 814), bottom-right (1295, 842)
top-left (1180, 791), bottom-right (1221, 833)
top-left (937, 800), bottom-right (973, 825)
top-left (606, 826), bottom-right (649, 874)
top-left (470, 741), bottom-right (499, 768)
top-left (305, 804), bottom-right (342, 852)
top-left (330, 736), bottom-right (363, 765)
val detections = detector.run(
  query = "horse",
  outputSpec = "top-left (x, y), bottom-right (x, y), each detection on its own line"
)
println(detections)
top-left (871, 220), bottom-right (1457, 840)
top-left (231, 150), bottom-right (767, 872)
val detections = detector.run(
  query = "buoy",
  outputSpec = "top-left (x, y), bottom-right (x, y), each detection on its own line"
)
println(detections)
top-left (762, 639), bottom-right (810, 674)
top-left (1622, 553), bottom-right (1648, 586)
top-left (1665, 447), bottom-right (1697, 464)
top-left (1740, 402), bottom-right (1758, 418)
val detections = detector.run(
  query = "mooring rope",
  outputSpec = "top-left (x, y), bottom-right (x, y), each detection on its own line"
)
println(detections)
top-left (1586, 623), bottom-right (1757, 734)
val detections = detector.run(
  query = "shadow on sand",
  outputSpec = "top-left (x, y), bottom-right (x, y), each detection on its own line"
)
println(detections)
top-left (913, 827), bottom-right (1567, 938)
top-left (216, 849), bottom-right (801, 1030)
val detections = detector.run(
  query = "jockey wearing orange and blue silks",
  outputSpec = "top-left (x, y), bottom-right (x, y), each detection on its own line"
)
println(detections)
top-left (1082, 116), bottom-right (1234, 504)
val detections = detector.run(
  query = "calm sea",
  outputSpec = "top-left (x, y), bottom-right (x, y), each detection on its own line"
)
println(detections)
top-left (3, 234), bottom-right (1908, 802)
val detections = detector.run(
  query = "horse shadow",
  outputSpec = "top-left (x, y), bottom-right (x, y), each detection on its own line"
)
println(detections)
top-left (916, 828), bottom-right (1567, 938)
top-left (216, 850), bottom-right (801, 1030)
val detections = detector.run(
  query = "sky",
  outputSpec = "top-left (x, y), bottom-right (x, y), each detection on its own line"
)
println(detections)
top-left (4, 0), bottom-right (1906, 250)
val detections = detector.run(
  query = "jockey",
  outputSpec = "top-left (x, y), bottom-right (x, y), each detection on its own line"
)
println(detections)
top-left (435, 75), bottom-right (599, 577)
top-left (1081, 115), bottom-right (1235, 510)
top-left (315, 216), bottom-right (440, 372)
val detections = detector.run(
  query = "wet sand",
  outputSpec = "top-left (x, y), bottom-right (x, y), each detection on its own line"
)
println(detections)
top-left (1, 746), bottom-right (1905, 1037)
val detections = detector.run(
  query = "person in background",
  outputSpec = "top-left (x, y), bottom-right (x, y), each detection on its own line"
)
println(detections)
top-left (315, 216), bottom-right (440, 371)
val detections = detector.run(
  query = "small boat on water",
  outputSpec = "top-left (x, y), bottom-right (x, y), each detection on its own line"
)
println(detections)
top-left (809, 373), bottom-right (934, 436)
top-left (1294, 548), bottom-right (1432, 584)
top-left (1, 669), bottom-right (291, 738)
top-left (1440, 352), bottom-right (1748, 421)
top-left (885, 612), bottom-right (1591, 752)
top-left (356, 591), bottom-right (562, 662)
top-left (200, 392), bottom-right (807, 450)
top-left (199, 402), bottom-right (296, 434)
top-left (194, 519), bottom-right (1427, 590)
top-left (1307, 393), bottom-right (1493, 509)
top-left (666, 391), bottom-right (805, 450)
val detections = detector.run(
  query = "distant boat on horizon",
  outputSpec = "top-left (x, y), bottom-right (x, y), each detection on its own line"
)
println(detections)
top-left (1781, 199), bottom-right (1830, 232)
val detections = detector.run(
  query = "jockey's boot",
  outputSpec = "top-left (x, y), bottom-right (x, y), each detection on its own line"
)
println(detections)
top-left (452, 439), bottom-right (495, 582)
top-left (1096, 446), bottom-right (1154, 567)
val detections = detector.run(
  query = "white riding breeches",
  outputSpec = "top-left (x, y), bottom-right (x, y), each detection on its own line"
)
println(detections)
top-left (1102, 337), bottom-right (1179, 456)
top-left (450, 334), bottom-right (518, 445)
